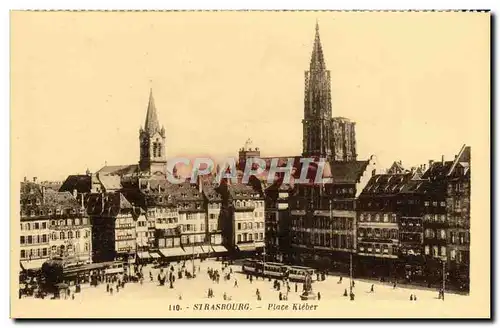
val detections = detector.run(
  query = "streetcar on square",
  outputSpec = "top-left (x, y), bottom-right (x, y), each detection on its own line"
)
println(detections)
top-left (242, 259), bottom-right (316, 282)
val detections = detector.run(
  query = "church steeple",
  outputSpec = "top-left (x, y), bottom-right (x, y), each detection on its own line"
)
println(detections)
top-left (302, 21), bottom-right (333, 158)
top-left (144, 88), bottom-right (162, 135)
top-left (139, 88), bottom-right (167, 175)
top-left (310, 21), bottom-right (326, 71)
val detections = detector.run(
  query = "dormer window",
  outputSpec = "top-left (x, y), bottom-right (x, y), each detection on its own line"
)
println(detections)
top-left (71, 209), bottom-right (76, 214)
top-left (30, 210), bottom-right (35, 217)
top-left (36, 199), bottom-right (41, 205)
top-left (56, 208), bottom-right (61, 215)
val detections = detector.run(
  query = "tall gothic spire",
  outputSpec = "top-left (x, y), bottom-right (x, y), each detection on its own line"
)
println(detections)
top-left (144, 88), bottom-right (161, 134)
top-left (310, 21), bottom-right (326, 71)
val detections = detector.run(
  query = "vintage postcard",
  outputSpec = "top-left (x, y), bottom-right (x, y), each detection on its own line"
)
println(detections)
top-left (10, 10), bottom-right (491, 319)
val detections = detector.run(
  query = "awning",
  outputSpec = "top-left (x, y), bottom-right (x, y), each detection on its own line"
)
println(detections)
top-left (199, 245), bottom-right (211, 254)
top-left (186, 246), bottom-right (204, 255)
top-left (159, 248), bottom-right (186, 258)
top-left (237, 244), bottom-right (257, 252)
top-left (20, 259), bottom-right (46, 271)
top-left (149, 252), bottom-right (161, 259)
top-left (211, 245), bottom-right (228, 253)
top-left (137, 252), bottom-right (150, 259)
top-left (255, 242), bottom-right (265, 248)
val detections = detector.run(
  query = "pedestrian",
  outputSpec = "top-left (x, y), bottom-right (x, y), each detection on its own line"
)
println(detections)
top-left (295, 283), bottom-right (298, 292)
top-left (393, 282), bottom-right (397, 289)
top-left (317, 292), bottom-right (321, 300)
top-left (338, 276), bottom-right (342, 284)
top-left (414, 295), bottom-right (417, 301)
top-left (110, 287), bottom-right (113, 295)
top-left (343, 289), bottom-right (348, 297)
top-left (370, 284), bottom-right (374, 293)
top-left (234, 279), bottom-right (238, 287)
top-left (106, 284), bottom-right (110, 292)
top-left (250, 275), bottom-right (253, 284)
top-left (223, 292), bottom-right (227, 300)
top-left (410, 294), bottom-right (414, 301)
top-left (352, 280), bottom-right (355, 287)
top-left (279, 292), bottom-right (282, 301)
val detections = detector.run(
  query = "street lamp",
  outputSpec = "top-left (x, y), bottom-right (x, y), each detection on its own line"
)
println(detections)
top-left (441, 256), bottom-right (447, 301)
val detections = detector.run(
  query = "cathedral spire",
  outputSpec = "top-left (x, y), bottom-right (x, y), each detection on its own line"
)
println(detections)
top-left (310, 21), bottom-right (326, 71)
top-left (145, 88), bottom-right (161, 134)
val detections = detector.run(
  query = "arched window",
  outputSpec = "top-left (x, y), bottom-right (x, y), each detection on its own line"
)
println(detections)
top-left (75, 231), bottom-right (80, 238)
top-left (60, 231), bottom-right (65, 240)
top-left (25, 223), bottom-right (30, 230)
top-left (52, 232), bottom-right (57, 240)
top-left (67, 219), bottom-right (72, 226)
top-left (68, 231), bottom-right (73, 239)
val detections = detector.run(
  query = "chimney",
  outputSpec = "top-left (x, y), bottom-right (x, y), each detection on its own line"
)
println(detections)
top-left (429, 160), bottom-right (434, 168)
top-left (33, 177), bottom-right (37, 183)
top-left (423, 164), bottom-right (426, 171)
top-left (441, 155), bottom-right (444, 164)
top-left (23, 177), bottom-right (27, 182)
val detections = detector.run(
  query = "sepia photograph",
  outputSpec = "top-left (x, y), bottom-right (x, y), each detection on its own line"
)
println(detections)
top-left (9, 10), bottom-right (491, 319)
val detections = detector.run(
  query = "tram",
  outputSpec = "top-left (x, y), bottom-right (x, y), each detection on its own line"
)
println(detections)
top-left (287, 266), bottom-right (316, 282)
top-left (241, 259), bottom-right (315, 281)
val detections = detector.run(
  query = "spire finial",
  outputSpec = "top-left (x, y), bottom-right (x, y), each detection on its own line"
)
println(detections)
top-left (315, 19), bottom-right (319, 32)
top-left (144, 86), bottom-right (161, 134)
top-left (310, 20), bottom-right (326, 70)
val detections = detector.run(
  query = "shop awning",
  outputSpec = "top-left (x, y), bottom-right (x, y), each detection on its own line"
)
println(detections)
top-left (237, 244), bottom-right (257, 252)
top-left (185, 246), bottom-right (204, 255)
top-left (149, 252), bottom-right (161, 259)
top-left (199, 245), bottom-right (211, 254)
top-left (158, 248), bottom-right (186, 258)
top-left (137, 252), bottom-right (150, 259)
top-left (211, 245), bottom-right (228, 253)
top-left (20, 259), bottom-right (46, 271)
top-left (255, 242), bottom-right (265, 248)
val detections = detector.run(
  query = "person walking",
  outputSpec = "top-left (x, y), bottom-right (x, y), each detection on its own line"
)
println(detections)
top-left (370, 284), bottom-right (374, 293)
top-left (295, 283), bottom-right (298, 293)
top-left (317, 292), bottom-right (321, 300)
top-left (234, 279), bottom-right (238, 288)
top-left (410, 294), bottom-right (414, 301)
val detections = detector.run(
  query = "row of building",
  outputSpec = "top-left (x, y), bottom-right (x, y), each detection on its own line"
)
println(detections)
top-left (19, 22), bottom-right (470, 291)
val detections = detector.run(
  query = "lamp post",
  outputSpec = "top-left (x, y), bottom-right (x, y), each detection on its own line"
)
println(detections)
top-left (441, 256), bottom-right (447, 301)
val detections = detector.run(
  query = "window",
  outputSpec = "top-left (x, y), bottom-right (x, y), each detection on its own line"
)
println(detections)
top-left (432, 246), bottom-right (438, 257)
top-left (383, 214), bottom-right (389, 223)
top-left (52, 232), bottom-right (57, 240)
top-left (20, 236), bottom-right (25, 244)
top-left (450, 249), bottom-right (456, 261)
top-left (68, 231), bottom-right (73, 239)
top-left (440, 246), bottom-right (446, 257)
top-left (84, 243), bottom-right (89, 251)
top-left (424, 245), bottom-right (430, 255)
top-left (42, 234), bottom-right (47, 243)
top-left (359, 214), bottom-right (364, 221)
top-left (432, 201), bottom-right (437, 207)
top-left (254, 233), bottom-right (258, 240)
top-left (30, 210), bottom-right (35, 217)
top-left (20, 250), bottom-right (26, 258)
top-left (237, 234), bottom-right (242, 243)
top-left (243, 234), bottom-right (247, 242)
top-left (237, 223), bottom-right (241, 230)
top-left (243, 223), bottom-right (247, 230)
top-left (440, 229), bottom-right (446, 239)
top-left (42, 248), bottom-right (48, 256)
top-left (424, 201), bottom-right (430, 207)
top-left (367, 214), bottom-right (371, 222)
top-left (249, 222), bottom-right (253, 229)
top-left (60, 232), bottom-right (65, 240)
top-left (375, 214), bottom-right (380, 222)
top-left (27, 236), bottom-right (32, 244)
top-left (440, 201), bottom-right (446, 207)
top-left (259, 233), bottom-right (263, 240)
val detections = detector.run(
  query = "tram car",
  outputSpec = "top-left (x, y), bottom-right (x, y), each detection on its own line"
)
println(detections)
top-left (242, 259), bottom-right (260, 274)
top-left (287, 266), bottom-right (316, 282)
top-left (262, 262), bottom-right (287, 278)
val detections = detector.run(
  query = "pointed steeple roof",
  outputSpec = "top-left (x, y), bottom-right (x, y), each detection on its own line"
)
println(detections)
top-left (310, 21), bottom-right (326, 71)
top-left (144, 88), bottom-right (161, 134)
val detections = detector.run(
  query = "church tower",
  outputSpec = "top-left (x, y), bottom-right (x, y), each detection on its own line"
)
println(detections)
top-left (139, 88), bottom-right (167, 175)
top-left (302, 22), bottom-right (333, 158)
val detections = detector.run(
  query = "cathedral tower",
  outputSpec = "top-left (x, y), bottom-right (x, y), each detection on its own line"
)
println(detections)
top-left (139, 89), bottom-right (167, 175)
top-left (302, 22), bottom-right (333, 158)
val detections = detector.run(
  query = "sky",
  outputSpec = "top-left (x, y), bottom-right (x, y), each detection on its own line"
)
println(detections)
top-left (11, 11), bottom-right (490, 182)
